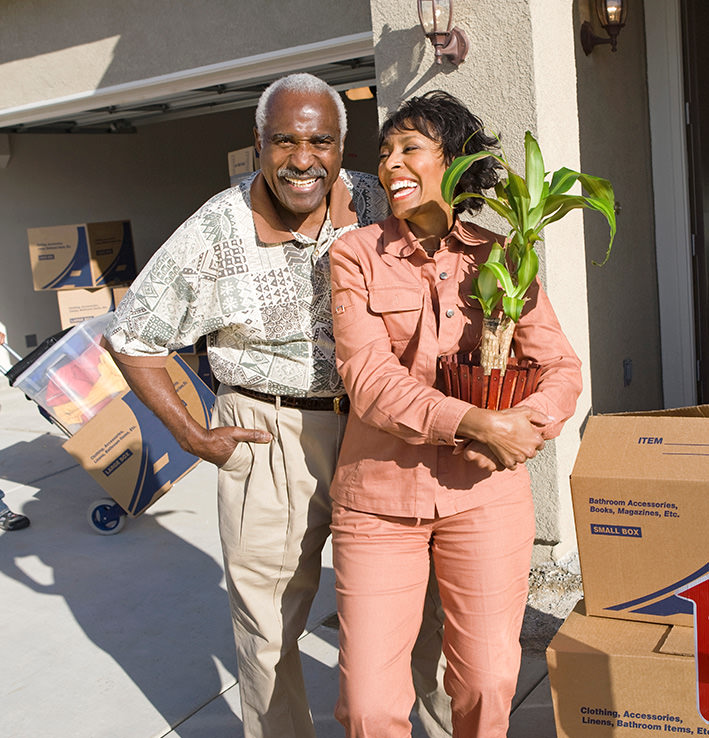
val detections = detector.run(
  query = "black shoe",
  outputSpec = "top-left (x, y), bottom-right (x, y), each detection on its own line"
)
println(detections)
top-left (0, 511), bottom-right (30, 531)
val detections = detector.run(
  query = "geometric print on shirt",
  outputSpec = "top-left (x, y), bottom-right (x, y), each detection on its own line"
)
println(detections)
top-left (106, 169), bottom-right (389, 397)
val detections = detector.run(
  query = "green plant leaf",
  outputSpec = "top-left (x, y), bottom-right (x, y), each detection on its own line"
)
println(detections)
top-left (470, 290), bottom-right (503, 316)
top-left (578, 173), bottom-right (614, 206)
top-left (550, 167), bottom-right (580, 195)
top-left (480, 261), bottom-right (515, 295)
top-left (514, 248), bottom-right (539, 297)
top-left (441, 151), bottom-right (508, 206)
top-left (583, 197), bottom-right (617, 266)
top-left (503, 295), bottom-right (525, 322)
top-left (541, 193), bottom-right (585, 217)
top-left (454, 193), bottom-right (518, 228)
top-left (476, 265), bottom-right (499, 302)
top-left (538, 196), bottom-right (588, 229)
top-left (524, 132), bottom-right (545, 208)
top-left (504, 171), bottom-right (531, 233)
top-left (489, 243), bottom-right (506, 263)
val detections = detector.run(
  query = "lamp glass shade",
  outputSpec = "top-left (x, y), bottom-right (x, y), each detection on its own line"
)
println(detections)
top-left (418, 0), bottom-right (452, 35)
top-left (597, 0), bottom-right (627, 27)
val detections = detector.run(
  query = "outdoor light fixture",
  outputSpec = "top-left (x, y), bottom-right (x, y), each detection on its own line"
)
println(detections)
top-left (417, 0), bottom-right (469, 66)
top-left (580, 0), bottom-right (628, 55)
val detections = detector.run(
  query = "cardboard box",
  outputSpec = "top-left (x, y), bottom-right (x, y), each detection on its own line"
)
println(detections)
top-left (28, 220), bottom-right (137, 291)
top-left (228, 145), bottom-right (258, 186)
top-left (570, 407), bottom-right (709, 627)
top-left (62, 354), bottom-right (215, 517)
top-left (181, 351), bottom-right (215, 391)
top-left (56, 286), bottom-right (117, 329)
top-left (547, 602), bottom-right (706, 737)
top-left (112, 285), bottom-right (131, 307)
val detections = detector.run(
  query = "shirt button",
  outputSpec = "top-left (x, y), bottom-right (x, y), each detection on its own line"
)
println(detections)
top-left (445, 309), bottom-right (455, 318)
top-left (439, 272), bottom-right (449, 280)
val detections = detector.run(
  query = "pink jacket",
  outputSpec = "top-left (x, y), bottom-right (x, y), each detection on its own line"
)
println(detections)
top-left (329, 215), bottom-right (583, 518)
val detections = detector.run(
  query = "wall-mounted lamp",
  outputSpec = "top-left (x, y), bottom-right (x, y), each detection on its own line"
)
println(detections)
top-left (581, 0), bottom-right (628, 55)
top-left (417, 0), bottom-right (469, 66)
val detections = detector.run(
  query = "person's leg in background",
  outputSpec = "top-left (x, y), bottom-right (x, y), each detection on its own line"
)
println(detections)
top-left (432, 483), bottom-right (535, 737)
top-left (411, 561), bottom-right (452, 738)
top-left (215, 387), bottom-right (346, 738)
top-left (332, 503), bottom-right (434, 738)
top-left (0, 489), bottom-right (30, 531)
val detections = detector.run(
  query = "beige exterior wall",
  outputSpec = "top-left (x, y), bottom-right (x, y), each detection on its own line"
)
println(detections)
top-left (0, 0), bottom-right (373, 111)
top-left (576, 0), bottom-right (662, 414)
top-left (370, 0), bottom-right (660, 560)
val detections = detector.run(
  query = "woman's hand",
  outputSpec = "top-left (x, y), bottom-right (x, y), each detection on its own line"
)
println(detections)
top-left (455, 405), bottom-right (550, 470)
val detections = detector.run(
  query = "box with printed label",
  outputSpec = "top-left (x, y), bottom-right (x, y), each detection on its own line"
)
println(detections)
top-left (547, 602), bottom-right (706, 737)
top-left (62, 354), bottom-right (215, 517)
top-left (56, 286), bottom-right (129, 329)
top-left (228, 145), bottom-right (258, 186)
top-left (570, 406), bottom-right (709, 626)
top-left (28, 220), bottom-right (137, 291)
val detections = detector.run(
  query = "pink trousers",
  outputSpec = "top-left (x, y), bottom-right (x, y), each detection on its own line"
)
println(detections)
top-left (331, 484), bottom-right (535, 738)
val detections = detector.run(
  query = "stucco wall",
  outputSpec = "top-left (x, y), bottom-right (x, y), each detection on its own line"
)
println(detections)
top-left (0, 0), bottom-right (373, 110)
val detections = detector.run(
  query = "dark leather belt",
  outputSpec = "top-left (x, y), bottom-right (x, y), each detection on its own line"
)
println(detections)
top-left (234, 386), bottom-right (349, 414)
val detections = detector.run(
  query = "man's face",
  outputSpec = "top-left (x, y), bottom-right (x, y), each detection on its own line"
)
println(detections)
top-left (255, 89), bottom-right (343, 217)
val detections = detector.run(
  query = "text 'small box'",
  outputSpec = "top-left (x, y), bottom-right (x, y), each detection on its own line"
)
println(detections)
top-left (28, 220), bottom-right (137, 291)
top-left (63, 354), bottom-right (215, 517)
top-left (571, 406), bottom-right (709, 627)
top-left (547, 602), bottom-right (705, 738)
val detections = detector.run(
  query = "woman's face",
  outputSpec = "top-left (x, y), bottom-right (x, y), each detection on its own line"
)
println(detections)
top-left (378, 125), bottom-right (452, 235)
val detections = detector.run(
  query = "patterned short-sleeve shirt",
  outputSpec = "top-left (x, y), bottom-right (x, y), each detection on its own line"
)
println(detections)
top-left (105, 169), bottom-right (388, 397)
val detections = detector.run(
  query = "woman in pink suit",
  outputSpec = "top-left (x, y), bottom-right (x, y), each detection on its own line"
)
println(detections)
top-left (329, 91), bottom-right (582, 737)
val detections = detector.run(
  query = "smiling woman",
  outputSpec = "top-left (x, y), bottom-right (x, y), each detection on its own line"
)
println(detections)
top-left (328, 90), bottom-right (582, 738)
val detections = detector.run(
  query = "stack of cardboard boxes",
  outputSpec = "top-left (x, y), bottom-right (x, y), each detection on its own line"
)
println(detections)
top-left (548, 407), bottom-right (709, 736)
top-left (27, 220), bottom-right (137, 329)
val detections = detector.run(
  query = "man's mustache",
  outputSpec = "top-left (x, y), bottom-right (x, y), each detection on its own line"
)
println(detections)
top-left (278, 166), bottom-right (328, 180)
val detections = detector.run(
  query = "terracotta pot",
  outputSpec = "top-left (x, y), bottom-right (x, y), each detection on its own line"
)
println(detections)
top-left (437, 352), bottom-right (541, 410)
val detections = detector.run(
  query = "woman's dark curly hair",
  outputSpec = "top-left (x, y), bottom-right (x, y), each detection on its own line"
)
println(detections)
top-left (378, 90), bottom-right (500, 214)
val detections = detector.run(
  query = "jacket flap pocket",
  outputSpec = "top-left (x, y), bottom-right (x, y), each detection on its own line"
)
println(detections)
top-left (369, 285), bottom-right (423, 313)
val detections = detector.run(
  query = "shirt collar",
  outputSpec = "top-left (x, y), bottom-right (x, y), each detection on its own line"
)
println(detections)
top-left (250, 171), bottom-right (358, 244)
top-left (381, 215), bottom-right (499, 258)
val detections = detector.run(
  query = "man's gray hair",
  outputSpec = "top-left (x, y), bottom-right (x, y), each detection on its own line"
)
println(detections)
top-left (255, 73), bottom-right (348, 146)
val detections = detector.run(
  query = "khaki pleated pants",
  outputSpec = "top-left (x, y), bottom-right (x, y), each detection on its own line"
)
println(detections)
top-left (213, 386), bottom-right (453, 738)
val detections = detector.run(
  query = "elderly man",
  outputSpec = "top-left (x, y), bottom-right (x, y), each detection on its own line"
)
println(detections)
top-left (105, 73), bottom-right (450, 738)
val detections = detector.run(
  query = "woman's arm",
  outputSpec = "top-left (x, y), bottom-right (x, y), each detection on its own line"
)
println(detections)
top-left (509, 278), bottom-right (583, 439)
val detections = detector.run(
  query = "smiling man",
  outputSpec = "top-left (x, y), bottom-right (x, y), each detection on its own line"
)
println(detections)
top-left (103, 75), bottom-right (451, 738)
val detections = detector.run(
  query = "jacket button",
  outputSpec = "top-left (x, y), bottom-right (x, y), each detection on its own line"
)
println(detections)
top-left (440, 272), bottom-right (449, 280)
top-left (445, 309), bottom-right (455, 318)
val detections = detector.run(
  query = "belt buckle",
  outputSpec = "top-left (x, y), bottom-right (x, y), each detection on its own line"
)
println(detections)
top-left (333, 395), bottom-right (349, 415)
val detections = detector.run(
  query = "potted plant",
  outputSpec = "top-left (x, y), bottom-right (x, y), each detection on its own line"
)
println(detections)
top-left (438, 131), bottom-right (616, 408)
